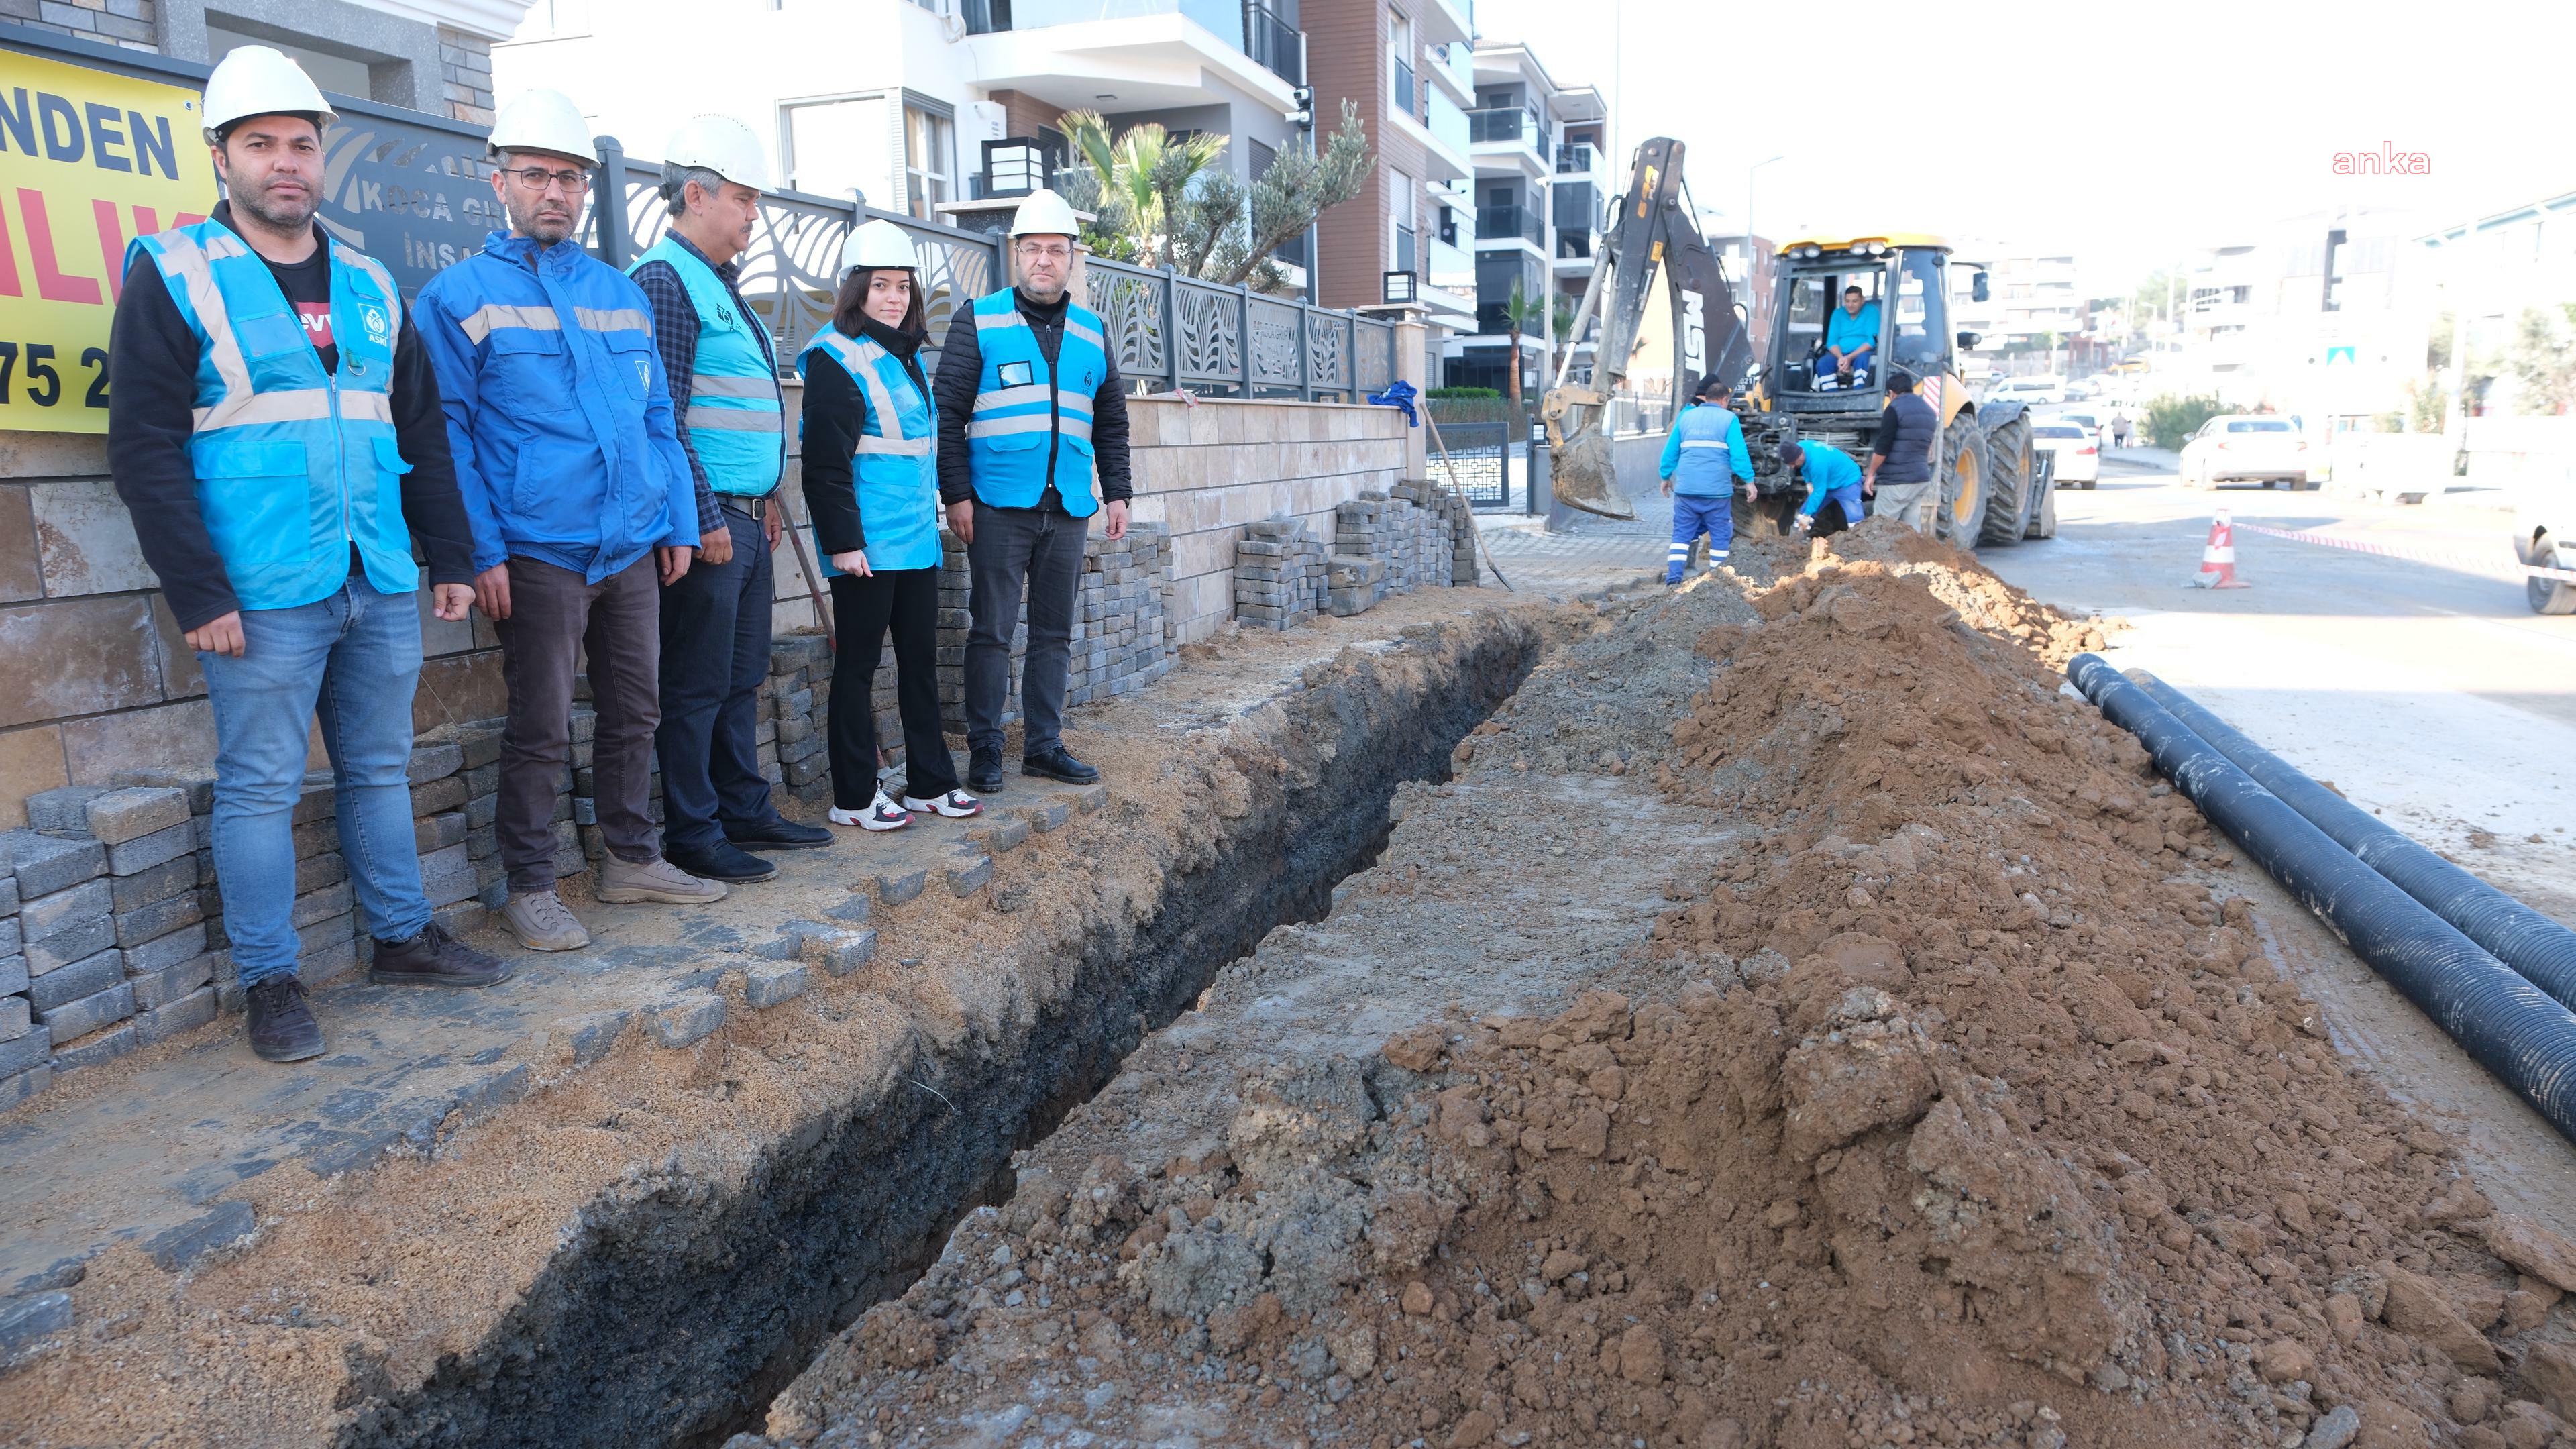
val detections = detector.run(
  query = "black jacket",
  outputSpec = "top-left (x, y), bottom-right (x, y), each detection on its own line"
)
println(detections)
top-left (932, 287), bottom-right (1132, 508)
top-left (1872, 393), bottom-right (1940, 485)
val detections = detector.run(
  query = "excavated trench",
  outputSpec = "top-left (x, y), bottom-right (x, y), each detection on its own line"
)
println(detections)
top-left (337, 617), bottom-right (1546, 1449)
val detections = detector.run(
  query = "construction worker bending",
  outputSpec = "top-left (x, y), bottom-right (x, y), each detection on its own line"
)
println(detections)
top-left (630, 116), bottom-right (835, 884)
top-left (1864, 370), bottom-right (1939, 533)
top-left (108, 47), bottom-right (511, 1062)
top-left (1782, 439), bottom-right (1866, 534)
top-left (1657, 374), bottom-right (1755, 584)
top-left (798, 221), bottom-right (981, 831)
top-left (934, 188), bottom-right (1134, 792)
top-left (417, 89), bottom-right (723, 954)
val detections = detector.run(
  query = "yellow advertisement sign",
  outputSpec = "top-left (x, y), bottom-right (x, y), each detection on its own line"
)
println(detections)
top-left (0, 50), bottom-right (217, 434)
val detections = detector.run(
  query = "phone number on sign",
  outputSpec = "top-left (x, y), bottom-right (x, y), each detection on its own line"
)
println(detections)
top-left (0, 342), bottom-right (111, 412)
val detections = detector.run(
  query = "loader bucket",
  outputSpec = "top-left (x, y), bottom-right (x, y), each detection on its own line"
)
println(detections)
top-left (1550, 427), bottom-right (1634, 520)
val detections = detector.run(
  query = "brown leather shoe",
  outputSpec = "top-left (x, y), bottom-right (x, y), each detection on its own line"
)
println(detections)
top-left (370, 921), bottom-right (514, 989)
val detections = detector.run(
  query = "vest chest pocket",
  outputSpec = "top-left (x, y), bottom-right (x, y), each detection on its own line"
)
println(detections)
top-left (600, 329), bottom-right (655, 402)
top-left (190, 437), bottom-right (309, 568)
top-left (489, 327), bottom-right (574, 413)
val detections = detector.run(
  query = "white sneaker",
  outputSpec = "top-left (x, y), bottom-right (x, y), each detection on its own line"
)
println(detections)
top-left (901, 788), bottom-right (983, 819)
top-left (831, 790), bottom-right (912, 832)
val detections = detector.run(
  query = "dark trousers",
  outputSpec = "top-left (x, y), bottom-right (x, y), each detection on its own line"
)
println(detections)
top-left (964, 500), bottom-right (1087, 759)
top-left (655, 504), bottom-right (777, 852)
top-left (494, 555), bottom-right (661, 894)
top-left (826, 568), bottom-right (957, 808)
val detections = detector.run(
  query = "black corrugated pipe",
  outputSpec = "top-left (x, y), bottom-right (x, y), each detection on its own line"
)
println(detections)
top-left (2066, 653), bottom-right (2576, 1144)
top-left (2129, 669), bottom-right (2576, 1012)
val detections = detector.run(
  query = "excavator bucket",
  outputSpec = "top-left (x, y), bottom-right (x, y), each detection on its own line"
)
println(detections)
top-left (1549, 422), bottom-right (1632, 519)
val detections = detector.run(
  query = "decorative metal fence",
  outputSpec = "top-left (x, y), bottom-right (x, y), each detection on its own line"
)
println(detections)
top-left (1425, 395), bottom-right (1520, 508)
top-left (590, 143), bottom-right (1394, 401)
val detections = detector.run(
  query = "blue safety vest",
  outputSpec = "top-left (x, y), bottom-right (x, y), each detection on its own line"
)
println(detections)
top-left (629, 236), bottom-right (784, 496)
top-left (128, 219), bottom-right (414, 611)
top-left (964, 289), bottom-right (1106, 516)
top-left (798, 327), bottom-right (940, 573)
top-left (1670, 402), bottom-right (1741, 497)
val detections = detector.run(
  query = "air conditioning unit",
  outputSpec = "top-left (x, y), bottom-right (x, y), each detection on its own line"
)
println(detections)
top-left (963, 101), bottom-right (1008, 145)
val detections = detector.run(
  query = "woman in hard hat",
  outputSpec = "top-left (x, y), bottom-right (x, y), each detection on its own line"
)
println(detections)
top-left (796, 220), bottom-right (979, 830)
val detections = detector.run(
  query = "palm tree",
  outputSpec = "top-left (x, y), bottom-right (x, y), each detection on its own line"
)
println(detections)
top-left (1502, 277), bottom-right (1548, 433)
top-left (1055, 109), bottom-right (1228, 270)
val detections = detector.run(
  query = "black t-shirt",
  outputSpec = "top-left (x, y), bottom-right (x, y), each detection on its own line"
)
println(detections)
top-left (257, 241), bottom-right (337, 373)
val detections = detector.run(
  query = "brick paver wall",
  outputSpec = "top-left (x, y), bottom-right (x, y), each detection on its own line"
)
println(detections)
top-left (2, 0), bottom-right (158, 49)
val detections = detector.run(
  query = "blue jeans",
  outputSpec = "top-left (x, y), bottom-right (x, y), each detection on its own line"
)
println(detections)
top-left (1668, 492), bottom-right (1735, 582)
top-left (201, 574), bottom-right (431, 986)
top-left (655, 504), bottom-right (778, 851)
top-left (1807, 484), bottom-right (1866, 529)
top-left (1824, 344), bottom-right (1873, 377)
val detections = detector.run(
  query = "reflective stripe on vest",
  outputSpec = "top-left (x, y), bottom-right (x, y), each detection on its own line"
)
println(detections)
top-left (627, 237), bottom-right (784, 495)
top-left (130, 219), bottom-right (414, 612)
top-left (799, 325), bottom-right (941, 572)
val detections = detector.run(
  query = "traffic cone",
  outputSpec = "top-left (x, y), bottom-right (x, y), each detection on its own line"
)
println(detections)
top-left (2185, 509), bottom-right (2249, 589)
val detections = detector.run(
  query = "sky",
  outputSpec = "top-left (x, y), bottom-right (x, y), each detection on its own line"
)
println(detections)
top-left (1466, 0), bottom-right (2576, 293)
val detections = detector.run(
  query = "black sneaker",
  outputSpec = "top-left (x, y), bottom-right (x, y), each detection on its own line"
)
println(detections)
top-left (967, 748), bottom-right (1005, 794)
top-left (665, 839), bottom-right (779, 883)
top-left (1022, 747), bottom-right (1100, 784)
top-left (245, 977), bottom-right (325, 1063)
top-left (370, 920), bottom-right (515, 989)
top-left (724, 816), bottom-right (836, 851)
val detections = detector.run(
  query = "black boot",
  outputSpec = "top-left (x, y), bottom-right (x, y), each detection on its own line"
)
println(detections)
top-left (665, 840), bottom-right (780, 883)
top-left (370, 920), bottom-right (514, 989)
top-left (967, 747), bottom-right (1005, 794)
top-left (245, 976), bottom-right (324, 1062)
top-left (1022, 747), bottom-right (1100, 784)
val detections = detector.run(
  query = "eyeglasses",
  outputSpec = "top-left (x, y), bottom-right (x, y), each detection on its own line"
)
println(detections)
top-left (1015, 241), bottom-right (1073, 261)
top-left (503, 165), bottom-right (590, 195)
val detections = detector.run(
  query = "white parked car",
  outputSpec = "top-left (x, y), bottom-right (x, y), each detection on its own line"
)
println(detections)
top-left (2514, 466), bottom-right (2575, 614)
top-left (2180, 415), bottom-right (2311, 489)
top-left (1989, 376), bottom-right (2068, 405)
top-left (2045, 408), bottom-right (2110, 447)
top-left (2033, 419), bottom-right (2100, 488)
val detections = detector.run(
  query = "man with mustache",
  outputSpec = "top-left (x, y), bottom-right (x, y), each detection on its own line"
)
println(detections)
top-left (417, 89), bottom-right (721, 955)
top-left (109, 47), bottom-right (508, 1063)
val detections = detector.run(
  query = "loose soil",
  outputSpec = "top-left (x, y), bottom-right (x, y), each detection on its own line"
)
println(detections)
top-left (750, 521), bottom-right (2576, 1449)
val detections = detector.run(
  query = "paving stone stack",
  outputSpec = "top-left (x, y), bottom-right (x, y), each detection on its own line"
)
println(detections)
top-left (936, 529), bottom-right (1025, 733)
top-left (1392, 478), bottom-right (1479, 586)
top-left (763, 631), bottom-right (841, 801)
top-left (1327, 494), bottom-right (1403, 615)
top-left (1066, 521), bottom-right (1175, 706)
top-left (1232, 517), bottom-right (1328, 629)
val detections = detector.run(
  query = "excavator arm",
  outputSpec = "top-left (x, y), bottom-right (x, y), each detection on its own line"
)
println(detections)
top-left (1543, 136), bottom-right (1751, 519)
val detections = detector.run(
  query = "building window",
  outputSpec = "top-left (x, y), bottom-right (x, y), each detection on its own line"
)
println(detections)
top-left (1391, 170), bottom-right (1417, 274)
top-left (905, 102), bottom-right (954, 219)
top-left (782, 94), bottom-right (894, 204)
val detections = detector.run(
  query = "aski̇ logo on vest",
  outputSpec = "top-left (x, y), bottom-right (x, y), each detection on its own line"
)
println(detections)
top-left (359, 303), bottom-right (390, 346)
top-left (2332, 142), bottom-right (2430, 176)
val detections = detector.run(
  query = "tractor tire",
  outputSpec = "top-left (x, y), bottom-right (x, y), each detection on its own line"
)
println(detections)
top-left (2530, 537), bottom-right (2576, 615)
top-left (1980, 411), bottom-right (2034, 547)
top-left (1936, 411), bottom-right (1994, 548)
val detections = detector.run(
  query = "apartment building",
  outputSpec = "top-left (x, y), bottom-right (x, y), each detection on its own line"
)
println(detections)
top-left (1445, 42), bottom-right (1605, 392)
top-left (2152, 207), bottom-right (2427, 420)
top-left (494, 0), bottom-right (1306, 243)
top-left (2419, 187), bottom-right (2576, 411)
top-left (1303, 0), bottom-right (1472, 325)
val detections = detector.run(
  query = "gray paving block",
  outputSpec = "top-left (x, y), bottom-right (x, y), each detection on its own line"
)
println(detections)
top-left (970, 816), bottom-right (1031, 853)
top-left (552, 1008), bottom-right (631, 1065)
top-left (0, 1063), bottom-right (50, 1112)
top-left (133, 985), bottom-right (219, 1045)
top-left (742, 961), bottom-right (810, 1009)
top-left (292, 817), bottom-right (339, 860)
top-left (124, 922), bottom-right (208, 977)
top-left (84, 786), bottom-right (189, 847)
top-left (1, 830), bottom-right (105, 897)
top-left (406, 741), bottom-right (464, 784)
top-left (0, 957), bottom-right (23, 997)
top-left (1072, 783), bottom-right (1110, 814)
top-left (113, 890), bottom-right (203, 949)
top-left (0, 1290), bottom-right (72, 1360)
top-left (421, 843), bottom-right (475, 909)
top-left (50, 1020), bottom-right (136, 1072)
top-left (293, 884), bottom-right (355, 932)
top-left (28, 949), bottom-right (123, 1012)
top-left (644, 990), bottom-right (724, 1049)
top-left (415, 812), bottom-right (468, 854)
top-left (0, 995), bottom-right (23, 1042)
top-left (0, 876), bottom-right (14, 917)
top-left (111, 767), bottom-right (214, 815)
top-left (130, 951), bottom-right (217, 1010)
top-left (0, 1022), bottom-right (50, 1077)
top-left (820, 928), bottom-right (877, 978)
top-left (111, 853), bottom-right (200, 926)
top-left (21, 878), bottom-right (111, 944)
top-left (945, 853), bottom-right (993, 896)
top-left (144, 1201), bottom-right (255, 1271)
top-left (25, 785), bottom-right (108, 837)
top-left (26, 914), bottom-right (115, 974)
top-left (36, 981), bottom-right (131, 1040)
top-left (302, 936), bottom-right (362, 987)
top-left (871, 867), bottom-right (928, 906)
top-left (289, 773), bottom-right (337, 826)
top-left (823, 893), bottom-right (869, 924)
top-left (108, 820), bottom-right (197, 877)
top-left (0, 916), bottom-right (15, 957)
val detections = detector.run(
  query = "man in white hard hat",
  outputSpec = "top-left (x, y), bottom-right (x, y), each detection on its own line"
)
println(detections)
top-left (933, 187), bottom-right (1133, 793)
top-left (629, 115), bottom-right (830, 885)
top-left (416, 89), bottom-right (722, 955)
top-left (107, 46), bottom-right (508, 1064)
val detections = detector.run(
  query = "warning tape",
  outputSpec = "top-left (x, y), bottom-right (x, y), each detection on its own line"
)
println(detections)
top-left (2232, 521), bottom-right (2576, 584)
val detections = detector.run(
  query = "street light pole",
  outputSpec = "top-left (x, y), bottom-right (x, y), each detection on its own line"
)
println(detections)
top-left (1746, 153), bottom-right (1785, 271)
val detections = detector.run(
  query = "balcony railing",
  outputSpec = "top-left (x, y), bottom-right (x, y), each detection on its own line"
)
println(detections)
top-left (1244, 1), bottom-right (1303, 83)
top-left (1477, 203), bottom-right (1544, 248)
top-left (963, 0), bottom-right (1305, 82)
top-left (1396, 225), bottom-right (1417, 275)
top-left (1427, 40), bottom-right (1474, 95)
top-left (1468, 105), bottom-right (1548, 155)
top-left (1391, 56), bottom-right (1415, 117)
top-left (1427, 235), bottom-right (1475, 290)
top-left (1426, 86), bottom-right (1468, 160)
top-left (1554, 142), bottom-right (1597, 174)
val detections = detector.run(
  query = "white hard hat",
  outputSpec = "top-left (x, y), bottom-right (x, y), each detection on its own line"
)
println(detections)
top-left (663, 114), bottom-right (770, 193)
top-left (1008, 187), bottom-right (1081, 239)
top-left (487, 89), bottom-right (595, 166)
top-left (841, 219), bottom-right (919, 274)
top-left (200, 45), bottom-right (334, 143)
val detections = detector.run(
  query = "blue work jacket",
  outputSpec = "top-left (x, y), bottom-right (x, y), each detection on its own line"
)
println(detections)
top-left (1658, 403), bottom-right (1753, 496)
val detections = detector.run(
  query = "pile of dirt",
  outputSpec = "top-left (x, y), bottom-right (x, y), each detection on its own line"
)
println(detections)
top-left (747, 523), bottom-right (2576, 1449)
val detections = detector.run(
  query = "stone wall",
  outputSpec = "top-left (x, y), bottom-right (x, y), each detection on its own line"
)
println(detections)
top-left (1, 0), bottom-right (158, 48)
